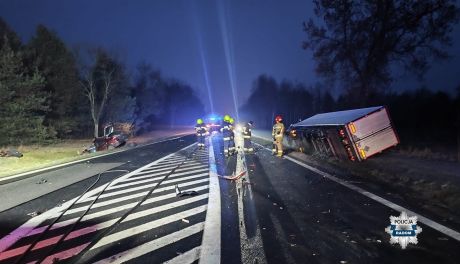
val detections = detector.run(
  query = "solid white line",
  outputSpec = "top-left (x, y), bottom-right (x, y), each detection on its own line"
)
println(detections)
top-left (254, 140), bottom-right (460, 242)
top-left (163, 246), bottom-right (201, 264)
top-left (0, 134), bottom-right (190, 183)
top-left (84, 174), bottom-right (208, 201)
top-left (93, 224), bottom-right (204, 264)
top-left (199, 137), bottom-right (221, 263)
top-left (109, 168), bottom-right (209, 190)
top-left (117, 167), bottom-right (207, 184)
top-left (92, 205), bottom-right (207, 249)
top-left (26, 185), bottom-right (210, 238)
top-left (234, 134), bottom-right (267, 264)
top-left (67, 179), bottom-right (209, 215)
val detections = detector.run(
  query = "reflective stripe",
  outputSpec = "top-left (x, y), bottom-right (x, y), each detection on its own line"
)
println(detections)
top-left (223, 137), bottom-right (230, 141)
top-left (243, 136), bottom-right (251, 139)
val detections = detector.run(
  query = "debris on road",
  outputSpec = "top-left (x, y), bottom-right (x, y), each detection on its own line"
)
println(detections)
top-left (27, 211), bottom-right (41, 217)
top-left (36, 178), bottom-right (48, 184)
top-left (175, 184), bottom-right (198, 197)
top-left (0, 149), bottom-right (23, 158)
top-left (181, 218), bottom-right (190, 224)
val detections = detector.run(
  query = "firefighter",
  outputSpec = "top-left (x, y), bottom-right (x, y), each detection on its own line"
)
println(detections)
top-left (220, 114), bottom-right (232, 156)
top-left (272, 115), bottom-right (285, 157)
top-left (195, 118), bottom-right (207, 149)
top-left (228, 117), bottom-right (236, 155)
top-left (242, 121), bottom-right (254, 153)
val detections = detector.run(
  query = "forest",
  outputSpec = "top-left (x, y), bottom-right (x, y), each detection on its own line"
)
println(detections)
top-left (0, 18), bottom-right (204, 146)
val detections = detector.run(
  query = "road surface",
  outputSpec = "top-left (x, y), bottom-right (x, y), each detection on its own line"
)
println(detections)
top-left (0, 132), bottom-right (459, 263)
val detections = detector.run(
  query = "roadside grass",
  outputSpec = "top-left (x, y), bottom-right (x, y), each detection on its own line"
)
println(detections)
top-left (0, 140), bottom-right (94, 178)
top-left (0, 128), bottom-right (194, 179)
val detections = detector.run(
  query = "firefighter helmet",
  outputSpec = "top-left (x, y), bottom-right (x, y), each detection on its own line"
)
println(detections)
top-left (223, 114), bottom-right (231, 122)
top-left (197, 118), bottom-right (203, 124)
top-left (275, 115), bottom-right (283, 122)
top-left (229, 118), bottom-right (234, 124)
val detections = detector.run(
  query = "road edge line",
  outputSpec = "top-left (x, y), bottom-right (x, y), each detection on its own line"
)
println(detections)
top-left (199, 136), bottom-right (221, 263)
top-left (0, 133), bottom-right (191, 184)
top-left (252, 137), bottom-right (460, 242)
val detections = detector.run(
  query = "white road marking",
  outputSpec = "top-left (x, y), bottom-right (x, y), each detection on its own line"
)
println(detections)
top-left (199, 137), bottom-right (221, 264)
top-left (108, 169), bottom-right (208, 190)
top-left (234, 135), bottom-right (267, 264)
top-left (84, 174), bottom-right (208, 201)
top-left (66, 179), bottom-right (209, 215)
top-left (140, 160), bottom-right (201, 171)
top-left (163, 246), bottom-right (201, 264)
top-left (26, 185), bottom-right (210, 238)
top-left (136, 162), bottom-right (203, 174)
top-left (92, 205), bottom-right (207, 249)
top-left (1, 196), bottom-right (209, 260)
top-left (136, 164), bottom-right (207, 176)
top-left (93, 224), bottom-right (204, 264)
top-left (117, 167), bottom-right (207, 184)
top-left (254, 140), bottom-right (460, 242)
top-left (0, 143), bottom-right (196, 252)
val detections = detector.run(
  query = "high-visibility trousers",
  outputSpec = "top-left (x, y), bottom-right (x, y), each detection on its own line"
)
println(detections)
top-left (243, 135), bottom-right (253, 152)
top-left (223, 136), bottom-right (231, 155)
top-left (197, 134), bottom-right (205, 148)
top-left (228, 136), bottom-right (236, 154)
top-left (272, 136), bottom-right (283, 156)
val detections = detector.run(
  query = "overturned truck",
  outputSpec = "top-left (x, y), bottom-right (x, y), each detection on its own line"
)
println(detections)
top-left (287, 106), bottom-right (399, 161)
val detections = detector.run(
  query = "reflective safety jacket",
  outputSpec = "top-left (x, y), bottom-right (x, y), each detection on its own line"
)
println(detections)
top-left (220, 121), bottom-right (232, 140)
top-left (272, 122), bottom-right (285, 139)
top-left (242, 123), bottom-right (252, 138)
top-left (195, 124), bottom-right (207, 136)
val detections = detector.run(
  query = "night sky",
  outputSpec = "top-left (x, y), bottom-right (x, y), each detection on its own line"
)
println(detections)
top-left (1, 0), bottom-right (459, 116)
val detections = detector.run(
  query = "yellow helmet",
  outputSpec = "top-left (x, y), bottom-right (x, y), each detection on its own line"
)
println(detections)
top-left (229, 118), bottom-right (234, 124)
top-left (197, 118), bottom-right (203, 124)
top-left (223, 115), bottom-right (231, 122)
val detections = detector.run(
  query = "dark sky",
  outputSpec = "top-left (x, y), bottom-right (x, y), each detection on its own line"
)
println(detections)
top-left (1, 0), bottom-right (459, 116)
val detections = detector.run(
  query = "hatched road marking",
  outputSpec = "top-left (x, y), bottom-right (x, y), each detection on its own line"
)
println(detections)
top-left (0, 143), bottom-right (214, 264)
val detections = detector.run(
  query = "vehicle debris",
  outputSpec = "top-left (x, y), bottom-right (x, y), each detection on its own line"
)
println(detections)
top-left (27, 211), bottom-right (41, 217)
top-left (175, 184), bottom-right (198, 197)
top-left (0, 149), bottom-right (23, 158)
top-left (80, 123), bottom-right (129, 155)
top-left (36, 179), bottom-right (48, 184)
top-left (181, 218), bottom-right (190, 224)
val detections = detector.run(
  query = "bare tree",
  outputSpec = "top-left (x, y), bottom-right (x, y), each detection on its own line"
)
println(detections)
top-left (77, 48), bottom-right (117, 137)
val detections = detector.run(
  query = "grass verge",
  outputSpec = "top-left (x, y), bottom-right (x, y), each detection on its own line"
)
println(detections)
top-left (0, 139), bottom-right (96, 179)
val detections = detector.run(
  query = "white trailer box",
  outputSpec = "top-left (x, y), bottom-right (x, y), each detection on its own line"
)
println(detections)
top-left (291, 106), bottom-right (399, 161)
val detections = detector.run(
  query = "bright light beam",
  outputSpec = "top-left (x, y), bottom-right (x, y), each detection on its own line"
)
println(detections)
top-left (191, 2), bottom-right (214, 113)
top-left (217, 0), bottom-right (239, 121)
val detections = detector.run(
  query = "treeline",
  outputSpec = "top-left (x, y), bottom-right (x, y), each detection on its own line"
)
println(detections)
top-left (0, 18), bottom-right (204, 146)
top-left (240, 74), bottom-right (460, 149)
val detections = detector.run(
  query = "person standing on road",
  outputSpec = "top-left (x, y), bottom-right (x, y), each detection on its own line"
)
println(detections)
top-left (195, 118), bottom-right (207, 150)
top-left (220, 115), bottom-right (232, 157)
top-left (272, 115), bottom-right (285, 157)
top-left (242, 121), bottom-right (254, 153)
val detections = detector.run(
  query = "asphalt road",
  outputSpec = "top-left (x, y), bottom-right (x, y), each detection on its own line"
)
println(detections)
top-left (0, 132), bottom-right (460, 263)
